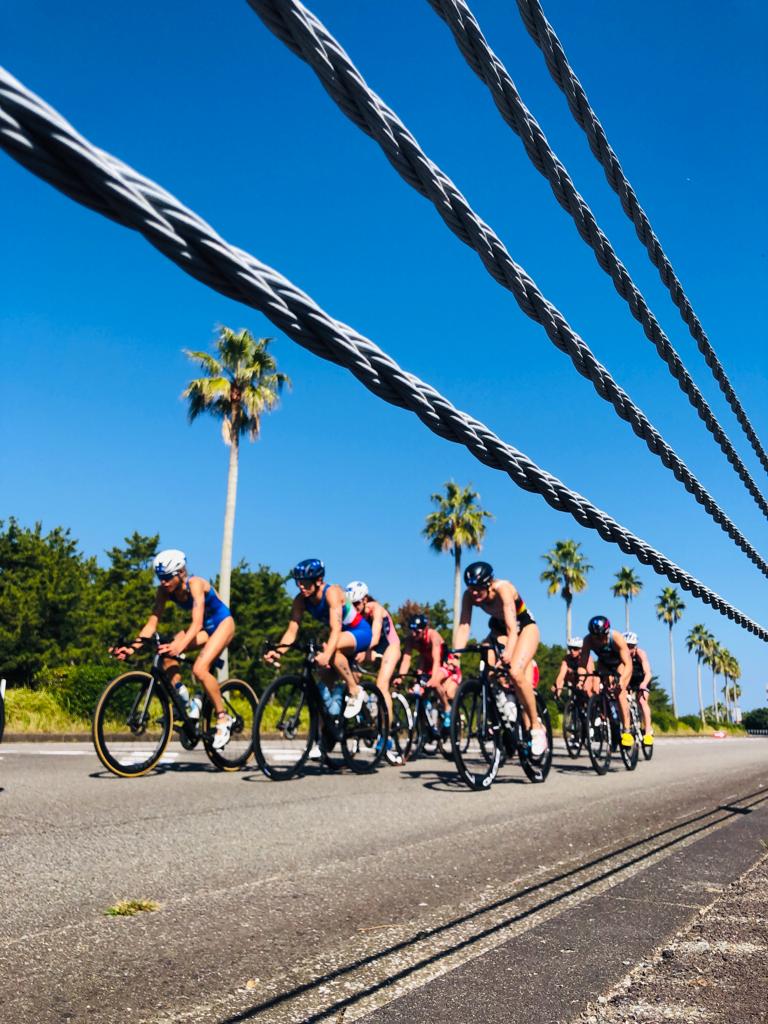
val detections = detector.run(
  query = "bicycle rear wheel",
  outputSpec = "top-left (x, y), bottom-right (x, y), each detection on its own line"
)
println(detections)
top-left (203, 678), bottom-right (259, 771)
top-left (342, 682), bottom-right (388, 773)
top-left (620, 702), bottom-right (640, 771)
top-left (562, 698), bottom-right (583, 758)
top-left (391, 690), bottom-right (414, 762)
top-left (253, 675), bottom-right (314, 780)
top-left (586, 694), bottom-right (611, 776)
top-left (518, 694), bottom-right (553, 783)
top-left (92, 672), bottom-right (172, 778)
top-left (451, 678), bottom-right (502, 791)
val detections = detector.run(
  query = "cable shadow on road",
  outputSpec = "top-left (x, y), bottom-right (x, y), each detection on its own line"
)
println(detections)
top-left (220, 786), bottom-right (768, 1023)
top-left (88, 761), bottom-right (218, 780)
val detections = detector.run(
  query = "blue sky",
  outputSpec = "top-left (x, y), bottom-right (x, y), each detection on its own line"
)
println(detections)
top-left (1, 0), bottom-right (766, 713)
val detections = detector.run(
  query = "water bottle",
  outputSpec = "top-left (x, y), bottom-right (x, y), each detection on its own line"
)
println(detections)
top-left (187, 696), bottom-right (202, 720)
top-left (366, 692), bottom-right (378, 718)
top-left (411, 682), bottom-right (424, 696)
top-left (424, 699), bottom-right (438, 729)
top-left (175, 682), bottom-right (190, 706)
top-left (609, 702), bottom-right (618, 723)
top-left (330, 685), bottom-right (344, 717)
top-left (318, 682), bottom-right (335, 715)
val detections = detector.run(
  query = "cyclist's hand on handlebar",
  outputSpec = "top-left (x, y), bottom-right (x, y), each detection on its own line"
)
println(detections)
top-left (314, 646), bottom-right (331, 670)
top-left (263, 648), bottom-right (281, 667)
top-left (158, 638), bottom-right (184, 658)
top-left (110, 645), bottom-right (133, 661)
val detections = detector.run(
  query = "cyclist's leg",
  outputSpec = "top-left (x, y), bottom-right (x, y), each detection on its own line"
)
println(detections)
top-left (191, 616), bottom-right (236, 716)
top-left (638, 686), bottom-right (652, 734)
top-left (505, 623), bottom-right (541, 729)
top-left (331, 631), bottom-right (364, 697)
top-left (161, 632), bottom-right (187, 686)
top-left (375, 641), bottom-right (401, 721)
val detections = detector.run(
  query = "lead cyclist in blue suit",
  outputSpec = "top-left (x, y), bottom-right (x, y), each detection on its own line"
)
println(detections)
top-left (111, 549), bottom-right (236, 750)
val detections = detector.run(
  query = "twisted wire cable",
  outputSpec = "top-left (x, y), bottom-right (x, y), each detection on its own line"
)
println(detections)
top-left (428, 0), bottom-right (768, 522)
top-left (0, 67), bottom-right (765, 639)
top-left (515, 0), bottom-right (768, 480)
top-left (244, 0), bottom-right (768, 581)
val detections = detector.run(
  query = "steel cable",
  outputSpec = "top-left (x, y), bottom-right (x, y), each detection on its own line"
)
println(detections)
top-left (428, 0), bottom-right (768, 521)
top-left (514, 0), bottom-right (768, 480)
top-left (244, 0), bottom-right (768, 584)
top-left (0, 67), bottom-right (765, 638)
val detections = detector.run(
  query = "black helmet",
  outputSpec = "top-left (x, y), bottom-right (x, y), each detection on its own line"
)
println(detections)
top-left (464, 561), bottom-right (493, 587)
top-left (588, 615), bottom-right (611, 637)
top-left (408, 613), bottom-right (429, 631)
top-left (292, 558), bottom-right (325, 581)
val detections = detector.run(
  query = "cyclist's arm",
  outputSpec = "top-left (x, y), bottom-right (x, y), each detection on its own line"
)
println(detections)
top-left (323, 585), bottom-right (345, 657)
top-left (495, 582), bottom-right (518, 661)
top-left (112, 591), bottom-right (167, 657)
top-left (170, 577), bottom-right (207, 653)
top-left (453, 591), bottom-right (474, 652)
top-left (554, 660), bottom-right (567, 695)
top-left (427, 630), bottom-right (444, 689)
top-left (398, 639), bottom-right (413, 679)
top-left (613, 632), bottom-right (633, 687)
top-left (369, 604), bottom-right (383, 649)
top-left (639, 648), bottom-right (652, 688)
top-left (277, 595), bottom-right (304, 648)
top-left (578, 641), bottom-right (592, 671)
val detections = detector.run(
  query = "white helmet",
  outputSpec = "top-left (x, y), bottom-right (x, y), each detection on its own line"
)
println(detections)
top-left (623, 631), bottom-right (638, 645)
top-left (153, 549), bottom-right (186, 579)
top-left (567, 636), bottom-right (583, 648)
top-left (345, 580), bottom-right (369, 604)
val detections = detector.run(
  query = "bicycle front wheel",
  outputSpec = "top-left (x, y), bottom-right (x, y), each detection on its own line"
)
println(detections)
top-left (620, 702), bottom-right (640, 771)
top-left (342, 682), bottom-right (388, 773)
top-left (391, 690), bottom-right (414, 762)
top-left (518, 694), bottom-right (553, 783)
top-left (92, 672), bottom-right (172, 778)
top-left (451, 678), bottom-right (502, 791)
top-left (203, 678), bottom-right (259, 771)
top-left (586, 694), bottom-right (611, 776)
top-left (562, 699), bottom-right (583, 758)
top-left (253, 675), bottom-right (314, 781)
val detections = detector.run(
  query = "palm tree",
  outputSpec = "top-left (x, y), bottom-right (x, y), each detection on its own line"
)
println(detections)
top-left (423, 482), bottom-right (492, 646)
top-left (726, 654), bottom-right (742, 723)
top-left (686, 624), bottom-right (711, 727)
top-left (184, 327), bottom-right (290, 675)
top-left (702, 635), bottom-right (722, 723)
top-left (720, 648), bottom-right (735, 723)
top-left (611, 567), bottom-right (643, 630)
top-left (655, 587), bottom-right (685, 718)
top-left (540, 540), bottom-right (592, 641)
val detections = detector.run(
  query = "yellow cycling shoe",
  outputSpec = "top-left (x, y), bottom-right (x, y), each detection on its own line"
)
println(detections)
top-left (643, 733), bottom-right (654, 746)
top-left (620, 731), bottom-right (635, 748)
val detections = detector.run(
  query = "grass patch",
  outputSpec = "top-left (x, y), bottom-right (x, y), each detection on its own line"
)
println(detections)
top-left (105, 898), bottom-right (159, 917)
top-left (5, 687), bottom-right (91, 733)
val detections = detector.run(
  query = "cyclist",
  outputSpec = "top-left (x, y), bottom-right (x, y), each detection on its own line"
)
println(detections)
top-left (454, 560), bottom-right (546, 756)
top-left (111, 549), bottom-right (235, 750)
top-left (553, 637), bottom-right (596, 699)
top-left (398, 613), bottom-right (460, 732)
top-left (264, 559), bottom-right (371, 718)
top-left (346, 581), bottom-right (402, 763)
top-left (580, 616), bottom-right (634, 748)
top-left (624, 631), bottom-right (653, 746)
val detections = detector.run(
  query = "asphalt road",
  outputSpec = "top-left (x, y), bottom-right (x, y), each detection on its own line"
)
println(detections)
top-left (1, 736), bottom-right (766, 1024)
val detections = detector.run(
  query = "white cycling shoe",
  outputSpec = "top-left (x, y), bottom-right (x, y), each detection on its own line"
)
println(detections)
top-left (343, 689), bottom-right (365, 719)
top-left (212, 714), bottom-right (234, 750)
top-left (530, 723), bottom-right (548, 758)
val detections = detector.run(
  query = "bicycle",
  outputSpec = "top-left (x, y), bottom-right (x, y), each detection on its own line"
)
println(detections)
top-left (449, 643), bottom-right (553, 790)
top-left (584, 670), bottom-right (639, 775)
top-left (559, 679), bottom-right (591, 759)
top-left (394, 671), bottom-right (457, 762)
top-left (629, 684), bottom-right (654, 761)
top-left (92, 635), bottom-right (258, 778)
top-left (252, 639), bottom-right (388, 780)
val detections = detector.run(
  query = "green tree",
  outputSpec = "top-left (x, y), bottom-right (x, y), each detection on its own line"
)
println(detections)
top-left (655, 586), bottom-right (685, 718)
top-left (686, 624), bottom-right (712, 727)
top-left (743, 707), bottom-right (768, 731)
top-left (611, 566), bottom-right (643, 630)
top-left (540, 540), bottom-right (592, 641)
top-left (183, 327), bottom-right (290, 674)
top-left (422, 482), bottom-right (492, 646)
top-left (0, 519), bottom-right (97, 684)
top-left (703, 637), bottom-right (723, 723)
top-left (394, 599), bottom-right (452, 643)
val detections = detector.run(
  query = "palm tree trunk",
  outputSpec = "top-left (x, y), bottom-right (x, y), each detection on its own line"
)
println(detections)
top-left (696, 659), bottom-right (705, 727)
top-left (668, 625), bottom-right (677, 718)
top-left (625, 600), bottom-right (630, 631)
top-left (218, 430), bottom-right (239, 678)
top-left (711, 668), bottom-right (719, 723)
top-left (452, 544), bottom-right (461, 648)
top-left (565, 595), bottom-right (572, 643)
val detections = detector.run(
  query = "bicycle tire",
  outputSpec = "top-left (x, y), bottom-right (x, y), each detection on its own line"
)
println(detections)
top-left (518, 694), bottom-right (553, 783)
top-left (562, 698), bottom-right (583, 758)
top-left (252, 675), bottom-right (314, 781)
top-left (342, 681), bottom-right (388, 773)
top-left (391, 690), bottom-right (414, 762)
top-left (203, 678), bottom-right (259, 771)
top-left (620, 702), bottom-right (640, 771)
top-left (451, 677), bottom-right (502, 791)
top-left (414, 701), bottom-right (440, 759)
top-left (641, 734), bottom-right (655, 761)
top-left (586, 693), bottom-right (611, 776)
top-left (92, 671), bottom-right (172, 778)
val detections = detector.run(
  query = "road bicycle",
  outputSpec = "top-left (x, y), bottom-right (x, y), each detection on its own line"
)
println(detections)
top-left (560, 680), bottom-right (591, 759)
top-left (392, 671), bottom-right (458, 763)
top-left (253, 639), bottom-right (388, 780)
top-left (449, 643), bottom-right (553, 790)
top-left (629, 684), bottom-right (654, 761)
top-left (584, 670), bottom-right (639, 775)
top-left (92, 635), bottom-right (258, 778)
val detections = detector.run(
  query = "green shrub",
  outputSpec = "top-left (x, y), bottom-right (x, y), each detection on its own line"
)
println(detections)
top-left (678, 713), bottom-right (703, 732)
top-left (5, 687), bottom-right (90, 733)
top-left (40, 663), bottom-right (116, 721)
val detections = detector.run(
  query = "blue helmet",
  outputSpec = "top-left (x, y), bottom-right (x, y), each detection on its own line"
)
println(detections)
top-left (292, 558), bottom-right (325, 581)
